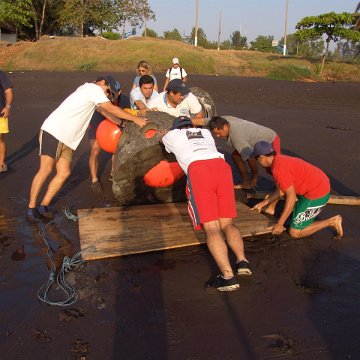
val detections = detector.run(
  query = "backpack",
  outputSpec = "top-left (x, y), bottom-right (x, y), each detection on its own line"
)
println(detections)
top-left (169, 67), bottom-right (183, 80)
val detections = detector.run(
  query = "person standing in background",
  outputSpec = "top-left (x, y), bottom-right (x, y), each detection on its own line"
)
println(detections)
top-left (131, 61), bottom-right (158, 92)
top-left (0, 71), bottom-right (14, 173)
top-left (163, 57), bottom-right (188, 91)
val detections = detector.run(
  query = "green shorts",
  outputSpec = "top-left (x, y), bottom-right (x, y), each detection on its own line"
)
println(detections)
top-left (290, 193), bottom-right (330, 230)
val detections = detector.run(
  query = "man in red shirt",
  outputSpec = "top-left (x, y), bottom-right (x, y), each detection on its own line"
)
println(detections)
top-left (251, 141), bottom-right (343, 239)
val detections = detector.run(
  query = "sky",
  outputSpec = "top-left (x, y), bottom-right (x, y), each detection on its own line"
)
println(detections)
top-left (136, 0), bottom-right (358, 43)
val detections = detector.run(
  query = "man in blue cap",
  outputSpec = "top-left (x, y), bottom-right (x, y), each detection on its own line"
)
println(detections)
top-left (251, 141), bottom-right (343, 239)
top-left (26, 75), bottom-right (147, 222)
top-left (148, 79), bottom-right (203, 120)
top-left (160, 116), bottom-right (252, 292)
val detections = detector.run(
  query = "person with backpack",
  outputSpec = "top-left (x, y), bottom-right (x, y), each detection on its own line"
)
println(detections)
top-left (163, 57), bottom-right (188, 91)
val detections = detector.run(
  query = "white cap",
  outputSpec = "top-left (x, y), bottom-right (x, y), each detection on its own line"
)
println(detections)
top-left (172, 57), bottom-right (179, 65)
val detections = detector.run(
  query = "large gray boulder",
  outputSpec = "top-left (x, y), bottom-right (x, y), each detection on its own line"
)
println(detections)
top-left (112, 87), bottom-right (216, 205)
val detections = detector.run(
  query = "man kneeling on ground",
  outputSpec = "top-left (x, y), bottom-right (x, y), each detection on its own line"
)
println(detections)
top-left (251, 141), bottom-right (343, 239)
top-left (160, 116), bottom-right (252, 292)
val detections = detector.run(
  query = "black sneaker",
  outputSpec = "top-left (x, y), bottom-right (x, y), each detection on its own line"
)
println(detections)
top-left (26, 208), bottom-right (43, 222)
top-left (206, 275), bottom-right (240, 292)
top-left (37, 205), bottom-right (54, 220)
top-left (236, 260), bottom-right (252, 276)
top-left (91, 181), bottom-right (102, 193)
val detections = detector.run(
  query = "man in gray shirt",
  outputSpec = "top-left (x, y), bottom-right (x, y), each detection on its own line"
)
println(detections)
top-left (206, 115), bottom-right (280, 189)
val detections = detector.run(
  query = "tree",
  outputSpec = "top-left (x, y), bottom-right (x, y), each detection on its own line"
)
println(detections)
top-left (58, 0), bottom-right (114, 37)
top-left (29, 0), bottom-right (68, 40)
top-left (295, 12), bottom-right (360, 75)
top-left (333, 40), bottom-right (360, 61)
top-left (280, 33), bottom-right (324, 57)
top-left (190, 27), bottom-right (208, 47)
top-left (230, 30), bottom-right (247, 49)
top-left (0, 0), bottom-right (33, 29)
top-left (142, 28), bottom-right (157, 38)
top-left (220, 39), bottom-right (231, 50)
top-left (163, 28), bottom-right (182, 41)
top-left (112, 0), bottom-right (155, 39)
top-left (250, 35), bottom-right (274, 52)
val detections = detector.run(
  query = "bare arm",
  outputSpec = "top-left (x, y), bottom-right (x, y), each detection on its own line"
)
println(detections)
top-left (158, 129), bottom-right (168, 144)
top-left (247, 157), bottom-right (259, 187)
top-left (191, 117), bottom-right (206, 126)
top-left (274, 185), bottom-right (297, 233)
top-left (1, 88), bottom-right (13, 118)
top-left (98, 101), bottom-right (147, 128)
top-left (193, 110), bottom-right (203, 118)
top-left (163, 78), bottom-right (169, 92)
top-left (251, 187), bottom-right (282, 212)
top-left (134, 100), bottom-right (147, 111)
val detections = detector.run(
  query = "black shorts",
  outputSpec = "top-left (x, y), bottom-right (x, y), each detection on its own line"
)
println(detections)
top-left (39, 130), bottom-right (73, 161)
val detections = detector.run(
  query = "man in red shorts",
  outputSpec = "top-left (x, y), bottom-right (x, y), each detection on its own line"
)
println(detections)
top-left (160, 116), bottom-right (252, 292)
top-left (251, 141), bottom-right (343, 239)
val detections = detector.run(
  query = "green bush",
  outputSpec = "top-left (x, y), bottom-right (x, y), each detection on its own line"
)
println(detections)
top-left (102, 32), bottom-right (120, 40)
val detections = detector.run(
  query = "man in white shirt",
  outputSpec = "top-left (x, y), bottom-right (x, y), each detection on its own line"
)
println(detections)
top-left (148, 79), bottom-right (203, 120)
top-left (130, 75), bottom-right (158, 115)
top-left (163, 57), bottom-right (188, 91)
top-left (26, 75), bottom-right (147, 222)
top-left (160, 116), bottom-right (252, 292)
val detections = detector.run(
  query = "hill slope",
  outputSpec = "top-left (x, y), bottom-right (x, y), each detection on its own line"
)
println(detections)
top-left (0, 36), bottom-right (359, 81)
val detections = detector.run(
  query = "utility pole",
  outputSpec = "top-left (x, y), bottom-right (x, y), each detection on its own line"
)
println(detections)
top-left (144, 14), bottom-right (147, 37)
top-left (194, 0), bottom-right (198, 46)
top-left (217, 10), bottom-right (222, 50)
top-left (283, 0), bottom-right (288, 56)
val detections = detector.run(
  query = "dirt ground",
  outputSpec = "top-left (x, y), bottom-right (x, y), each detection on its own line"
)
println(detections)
top-left (0, 72), bottom-right (360, 360)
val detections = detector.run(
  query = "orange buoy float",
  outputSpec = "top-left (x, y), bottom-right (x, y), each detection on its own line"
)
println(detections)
top-left (96, 119), bottom-right (122, 154)
top-left (143, 160), bottom-right (184, 188)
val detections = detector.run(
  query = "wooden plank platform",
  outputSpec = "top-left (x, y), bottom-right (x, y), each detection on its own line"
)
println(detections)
top-left (78, 202), bottom-right (273, 260)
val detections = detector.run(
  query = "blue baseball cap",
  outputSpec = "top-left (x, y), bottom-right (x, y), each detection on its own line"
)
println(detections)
top-left (253, 141), bottom-right (274, 158)
top-left (171, 116), bottom-right (193, 130)
top-left (166, 79), bottom-right (190, 95)
top-left (97, 75), bottom-right (121, 95)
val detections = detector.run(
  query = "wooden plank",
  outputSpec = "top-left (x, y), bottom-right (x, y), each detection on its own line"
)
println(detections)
top-left (78, 202), bottom-right (273, 261)
top-left (247, 192), bottom-right (360, 206)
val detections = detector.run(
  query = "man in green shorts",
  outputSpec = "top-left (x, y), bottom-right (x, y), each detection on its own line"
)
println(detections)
top-left (251, 141), bottom-right (343, 239)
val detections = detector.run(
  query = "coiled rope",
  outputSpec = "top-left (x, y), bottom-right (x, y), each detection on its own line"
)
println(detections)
top-left (37, 207), bottom-right (96, 306)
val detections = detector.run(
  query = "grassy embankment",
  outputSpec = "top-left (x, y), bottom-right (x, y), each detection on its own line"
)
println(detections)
top-left (0, 36), bottom-right (359, 81)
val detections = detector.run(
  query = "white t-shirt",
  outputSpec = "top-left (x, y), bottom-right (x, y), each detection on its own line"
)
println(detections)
top-left (148, 92), bottom-right (202, 117)
top-left (130, 87), bottom-right (159, 109)
top-left (165, 66), bottom-right (188, 81)
top-left (41, 83), bottom-right (109, 150)
top-left (162, 128), bottom-right (223, 174)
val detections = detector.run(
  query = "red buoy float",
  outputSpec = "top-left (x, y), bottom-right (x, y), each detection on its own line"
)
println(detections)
top-left (143, 160), bottom-right (184, 188)
top-left (96, 119), bottom-right (122, 154)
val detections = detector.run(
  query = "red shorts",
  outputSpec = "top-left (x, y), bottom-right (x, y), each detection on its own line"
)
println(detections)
top-left (187, 158), bottom-right (237, 228)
